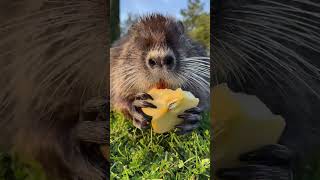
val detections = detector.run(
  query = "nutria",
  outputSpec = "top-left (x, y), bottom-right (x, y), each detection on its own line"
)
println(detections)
top-left (110, 14), bottom-right (210, 134)
top-left (213, 0), bottom-right (320, 179)
top-left (0, 0), bottom-right (109, 179)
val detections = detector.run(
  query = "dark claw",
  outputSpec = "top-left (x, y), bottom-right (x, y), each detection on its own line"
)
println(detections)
top-left (216, 167), bottom-right (245, 180)
top-left (175, 107), bottom-right (203, 135)
top-left (132, 100), bottom-right (157, 108)
top-left (239, 144), bottom-right (293, 166)
top-left (77, 96), bottom-right (108, 148)
top-left (176, 123), bottom-right (199, 130)
top-left (176, 129), bottom-right (193, 135)
top-left (175, 122), bottom-right (200, 135)
top-left (216, 144), bottom-right (293, 180)
top-left (177, 113), bottom-right (201, 123)
top-left (130, 92), bottom-right (156, 129)
top-left (131, 106), bottom-right (152, 122)
top-left (216, 165), bottom-right (292, 180)
top-left (184, 107), bottom-right (202, 114)
top-left (135, 92), bottom-right (153, 100)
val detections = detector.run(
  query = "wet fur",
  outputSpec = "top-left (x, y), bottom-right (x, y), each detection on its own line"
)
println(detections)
top-left (213, 0), bottom-right (320, 179)
top-left (0, 0), bottom-right (108, 179)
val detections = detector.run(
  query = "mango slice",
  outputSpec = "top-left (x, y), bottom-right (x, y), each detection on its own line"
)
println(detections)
top-left (212, 84), bottom-right (286, 170)
top-left (142, 88), bottom-right (199, 133)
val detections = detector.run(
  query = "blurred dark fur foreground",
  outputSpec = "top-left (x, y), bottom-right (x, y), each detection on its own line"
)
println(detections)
top-left (0, 0), bottom-right (109, 180)
top-left (213, 0), bottom-right (320, 179)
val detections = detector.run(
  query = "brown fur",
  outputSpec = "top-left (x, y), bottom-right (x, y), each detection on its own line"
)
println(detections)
top-left (213, 0), bottom-right (320, 179)
top-left (110, 14), bottom-right (209, 120)
top-left (0, 0), bottom-right (109, 179)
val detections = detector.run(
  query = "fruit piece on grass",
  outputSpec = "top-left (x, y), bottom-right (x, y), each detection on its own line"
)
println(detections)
top-left (142, 88), bottom-right (199, 133)
top-left (212, 83), bottom-right (286, 169)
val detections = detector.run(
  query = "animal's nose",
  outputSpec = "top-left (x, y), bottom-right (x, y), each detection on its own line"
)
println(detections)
top-left (162, 55), bottom-right (174, 67)
top-left (147, 55), bottom-right (175, 69)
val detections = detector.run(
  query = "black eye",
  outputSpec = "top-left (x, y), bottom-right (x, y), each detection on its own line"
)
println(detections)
top-left (148, 58), bottom-right (156, 67)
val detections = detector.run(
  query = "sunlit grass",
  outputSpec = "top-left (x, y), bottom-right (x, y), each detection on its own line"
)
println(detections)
top-left (110, 111), bottom-right (211, 179)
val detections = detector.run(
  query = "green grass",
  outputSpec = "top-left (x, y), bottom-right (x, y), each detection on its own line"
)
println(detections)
top-left (0, 152), bottom-right (46, 180)
top-left (4, 112), bottom-right (320, 180)
top-left (110, 111), bottom-right (211, 180)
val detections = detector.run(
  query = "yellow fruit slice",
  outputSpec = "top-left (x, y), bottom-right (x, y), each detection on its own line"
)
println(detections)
top-left (212, 84), bottom-right (286, 170)
top-left (142, 88), bottom-right (199, 133)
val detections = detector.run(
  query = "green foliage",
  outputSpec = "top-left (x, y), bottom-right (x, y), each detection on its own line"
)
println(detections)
top-left (0, 152), bottom-right (46, 180)
top-left (180, 0), bottom-right (210, 50)
top-left (110, 111), bottom-right (210, 179)
top-left (180, 0), bottom-right (205, 31)
top-left (110, 0), bottom-right (120, 44)
top-left (120, 13), bottom-right (139, 36)
top-left (120, 0), bottom-right (210, 50)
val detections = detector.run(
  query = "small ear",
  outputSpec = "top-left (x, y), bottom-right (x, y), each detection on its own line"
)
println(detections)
top-left (177, 21), bottom-right (185, 34)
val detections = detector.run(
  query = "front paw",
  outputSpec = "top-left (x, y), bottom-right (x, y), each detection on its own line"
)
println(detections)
top-left (216, 144), bottom-right (294, 180)
top-left (175, 107), bottom-right (202, 135)
top-left (130, 92), bottom-right (157, 129)
top-left (216, 165), bottom-right (292, 180)
top-left (81, 96), bottom-right (107, 121)
top-left (239, 144), bottom-right (293, 167)
top-left (75, 96), bottom-right (108, 145)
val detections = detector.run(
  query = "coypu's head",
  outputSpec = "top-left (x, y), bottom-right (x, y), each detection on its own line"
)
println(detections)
top-left (111, 14), bottom-right (209, 97)
top-left (128, 14), bottom-right (185, 89)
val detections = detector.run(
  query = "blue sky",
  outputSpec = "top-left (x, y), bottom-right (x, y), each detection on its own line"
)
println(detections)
top-left (120, 0), bottom-right (210, 22)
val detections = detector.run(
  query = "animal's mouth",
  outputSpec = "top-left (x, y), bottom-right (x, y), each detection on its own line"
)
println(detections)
top-left (154, 79), bottom-right (168, 89)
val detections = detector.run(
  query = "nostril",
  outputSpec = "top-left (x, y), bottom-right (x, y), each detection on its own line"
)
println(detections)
top-left (148, 58), bottom-right (156, 67)
top-left (163, 56), bottom-right (174, 66)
